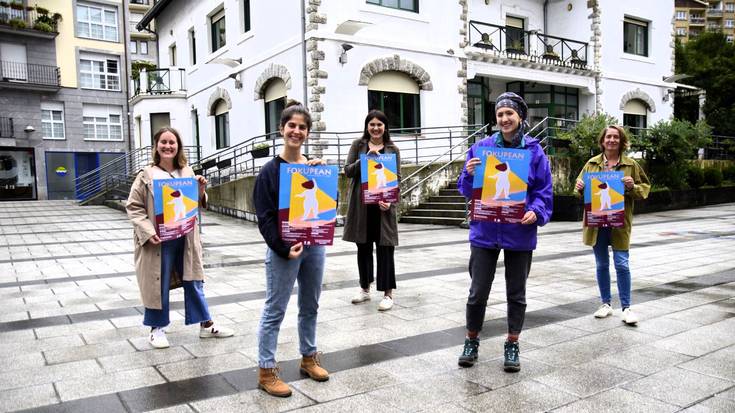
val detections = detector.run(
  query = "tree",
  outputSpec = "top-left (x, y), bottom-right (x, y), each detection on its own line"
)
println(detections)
top-left (675, 32), bottom-right (735, 136)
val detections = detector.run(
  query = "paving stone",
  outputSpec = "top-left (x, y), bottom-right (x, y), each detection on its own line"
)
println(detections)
top-left (0, 359), bottom-right (104, 391)
top-left (596, 344), bottom-right (694, 375)
top-left (622, 367), bottom-right (733, 407)
top-left (98, 346), bottom-right (195, 373)
top-left (190, 387), bottom-right (315, 412)
top-left (156, 352), bottom-right (254, 382)
top-left (452, 355), bottom-right (557, 390)
top-left (55, 367), bottom-right (166, 401)
top-left (44, 340), bottom-right (136, 365)
top-left (634, 315), bottom-right (701, 337)
top-left (678, 345), bottom-right (735, 382)
top-left (520, 323), bottom-right (590, 347)
top-left (0, 384), bottom-right (58, 412)
top-left (459, 380), bottom-right (578, 412)
top-left (367, 376), bottom-right (488, 411)
top-left (533, 361), bottom-right (642, 397)
top-left (144, 405), bottom-right (196, 413)
top-left (678, 396), bottom-right (735, 413)
top-left (551, 388), bottom-right (679, 413)
top-left (652, 318), bottom-right (735, 356)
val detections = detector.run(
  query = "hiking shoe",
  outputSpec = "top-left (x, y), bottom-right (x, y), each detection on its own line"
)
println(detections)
top-left (594, 303), bottom-right (613, 318)
top-left (458, 338), bottom-right (479, 367)
top-left (258, 366), bottom-right (292, 397)
top-left (377, 296), bottom-right (393, 311)
top-left (149, 327), bottom-right (169, 349)
top-left (199, 322), bottom-right (235, 338)
top-left (300, 352), bottom-right (329, 382)
top-left (504, 340), bottom-right (520, 372)
top-left (351, 289), bottom-right (371, 304)
top-left (622, 308), bottom-right (639, 325)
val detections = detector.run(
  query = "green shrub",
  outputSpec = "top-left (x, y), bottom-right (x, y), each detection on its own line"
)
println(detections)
top-left (686, 166), bottom-right (705, 189)
top-left (703, 167), bottom-right (723, 186)
top-left (32, 21), bottom-right (52, 32)
top-left (722, 165), bottom-right (735, 182)
top-left (8, 17), bottom-right (26, 29)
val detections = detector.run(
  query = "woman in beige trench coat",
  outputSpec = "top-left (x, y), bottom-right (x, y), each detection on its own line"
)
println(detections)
top-left (127, 127), bottom-right (233, 349)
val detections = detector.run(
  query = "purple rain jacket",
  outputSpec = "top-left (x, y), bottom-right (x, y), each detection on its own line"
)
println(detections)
top-left (457, 133), bottom-right (553, 251)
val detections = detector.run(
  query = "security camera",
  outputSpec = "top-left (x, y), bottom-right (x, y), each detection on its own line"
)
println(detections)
top-left (341, 43), bottom-right (353, 52)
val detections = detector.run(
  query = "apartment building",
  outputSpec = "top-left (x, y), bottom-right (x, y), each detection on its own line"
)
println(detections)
top-left (128, 0), bottom-right (157, 66)
top-left (675, 0), bottom-right (735, 42)
top-left (131, 0), bottom-right (675, 160)
top-left (0, 0), bottom-right (130, 201)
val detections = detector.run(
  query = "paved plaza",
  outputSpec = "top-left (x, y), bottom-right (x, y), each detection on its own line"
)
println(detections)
top-left (0, 201), bottom-right (733, 412)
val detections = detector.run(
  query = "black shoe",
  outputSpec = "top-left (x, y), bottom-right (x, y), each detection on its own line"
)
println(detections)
top-left (458, 338), bottom-right (479, 367)
top-left (503, 340), bottom-right (520, 372)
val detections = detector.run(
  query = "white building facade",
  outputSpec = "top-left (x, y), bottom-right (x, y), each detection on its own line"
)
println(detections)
top-left (131, 0), bottom-right (674, 159)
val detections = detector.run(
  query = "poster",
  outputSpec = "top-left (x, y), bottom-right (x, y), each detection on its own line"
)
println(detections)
top-left (278, 164), bottom-right (339, 245)
top-left (584, 171), bottom-right (625, 228)
top-left (153, 178), bottom-right (199, 241)
top-left (470, 147), bottom-right (530, 223)
top-left (360, 153), bottom-right (399, 204)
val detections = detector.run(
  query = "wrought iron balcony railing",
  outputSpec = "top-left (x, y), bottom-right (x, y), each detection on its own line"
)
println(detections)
top-left (0, 61), bottom-right (60, 87)
top-left (131, 68), bottom-right (186, 97)
top-left (468, 21), bottom-right (588, 69)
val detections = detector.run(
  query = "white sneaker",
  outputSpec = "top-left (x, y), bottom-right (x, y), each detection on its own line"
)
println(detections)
top-left (200, 322), bottom-right (235, 338)
top-left (149, 327), bottom-right (169, 349)
top-left (351, 290), bottom-right (371, 304)
top-left (593, 303), bottom-right (613, 318)
top-left (622, 308), bottom-right (639, 325)
top-left (377, 296), bottom-right (393, 311)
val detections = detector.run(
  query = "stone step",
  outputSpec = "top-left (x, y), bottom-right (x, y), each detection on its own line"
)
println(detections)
top-left (428, 195), bottom-right (466, 203)
top-left (439, 188), bottom-right (461, 196)
top-left (407, 209), bottom-right (466, 218)
top-left (414, 202), bottom-right (466, 211)
top-left (399, 215), bottom-right (464, 226)
top-left (446, 182), bottom-right (458, 189)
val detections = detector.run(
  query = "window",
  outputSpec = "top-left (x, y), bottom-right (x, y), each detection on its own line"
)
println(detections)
top-left (189, 29), bottom-right (197, 65)
top-left (726, 19), bottom-right (734, 28)
top-left (505, 16), bottom-right (525, 53)
top-left (243, 0), bottom-right (251, 32)
top-left (76, 3), bottom-right (118, 42)
top-left (366, 0), bottom-right (419, 13)
top-left (79, 55), bottom-right (120, 90)
top-left (727, 35), bottom-right (734, 42)
top-left (82, 104), bottom-right (123, 141)
top-left (41, 103), bottom-right (65, 140)
top-left (727, 3), bottom-right (734, 12)
top-left (169, 43), bottom-right (177, 66)
top-left (676, 11), bottom-right (686, 20)
top-left (264, 79), bottom-right (287, 134)
top-left (140, 41), bottom-right (148, 55)
top-left (213, 99), bottom-right (229, 149)
top-left (211, 8), bottom-right (226, 52)
top-left (623, 99), bottom-right (648, 134)
top-left (129, 40), bottom-right (137, 53)
top-left (367, 71), bottom-right (421, 130)
top-left (624, 17), bottom-right (648, 57)
top-left (676, 28), bottom-right (687, 36)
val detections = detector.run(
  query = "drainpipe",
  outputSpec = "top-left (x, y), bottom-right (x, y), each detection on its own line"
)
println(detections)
top-left (543, 0), bottom-right (548, 34)
top-left (123, 4), bottom-right (132, 152)
top-left (300, 0), bottom-right (308, 104)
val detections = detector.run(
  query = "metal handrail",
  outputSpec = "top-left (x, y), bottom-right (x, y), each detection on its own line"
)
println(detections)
top-left (401, 124), bottom-right (490, 199)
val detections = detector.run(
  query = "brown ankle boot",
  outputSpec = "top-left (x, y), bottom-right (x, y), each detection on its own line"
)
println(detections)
top-left (300, 353), bottom-right (329, 382)
top-left (258, 367), bottom-right (292, 397)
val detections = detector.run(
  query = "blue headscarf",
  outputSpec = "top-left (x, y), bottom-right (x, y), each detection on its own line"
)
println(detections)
top-left (494, 92), bottom-right (529, 148)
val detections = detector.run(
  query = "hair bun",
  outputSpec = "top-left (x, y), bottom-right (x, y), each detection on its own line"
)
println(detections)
top-left (286, 99), bottom-right (302, 108)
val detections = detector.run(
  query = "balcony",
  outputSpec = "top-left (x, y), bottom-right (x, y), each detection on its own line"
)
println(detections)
top-left (0, 117), bottom-right (13, 138)
top-left (0, 5), bottom-right (60, 39)
top-left (0, 61), bottom-right (60, 92)
top-left (131, 68), bottom-right (186, 99)
top-left (690, 16), bottom-right (706, 25)
top-left (708, 9), bottom-right (724, 18)
top-left (468, 21), bottom-right (588, 70)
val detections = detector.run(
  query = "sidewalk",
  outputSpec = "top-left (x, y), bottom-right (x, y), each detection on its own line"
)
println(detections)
top-left (0, 201), bottom-right (733, 412)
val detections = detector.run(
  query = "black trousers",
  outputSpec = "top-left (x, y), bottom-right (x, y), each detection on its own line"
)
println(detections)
top-left (356, 205), bottom-right (396, 292)
top-left (466, 246), bottom-right (532, 335)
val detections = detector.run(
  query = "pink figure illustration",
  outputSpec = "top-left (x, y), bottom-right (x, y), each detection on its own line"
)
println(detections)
top-left (166, 190), bottom-right (186, 221)
top-left (595, 182), bottom-right (612, 210)
top-left (296, 179), bottom-right (319, 220)
top-left (489, 163), bottom-right (511, 200)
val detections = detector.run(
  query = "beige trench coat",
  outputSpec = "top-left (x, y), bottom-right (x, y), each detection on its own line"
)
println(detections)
top-left (126, 165), bottom-right (207, 309)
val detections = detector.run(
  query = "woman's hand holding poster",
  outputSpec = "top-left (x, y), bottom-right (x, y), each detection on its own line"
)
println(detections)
top-left (470, 147), bottom-right (530, 223)
top-left (278, 164), bottom-right (339, 245)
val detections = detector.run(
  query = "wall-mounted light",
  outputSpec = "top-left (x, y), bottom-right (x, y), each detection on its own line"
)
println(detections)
top-left (339, 43), bottom-right (353, 65)
top-left (23, 125), bottom-right (35, 133)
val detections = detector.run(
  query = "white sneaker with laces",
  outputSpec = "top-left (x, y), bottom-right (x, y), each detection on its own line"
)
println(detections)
top-left (351, 290), bottom-right (371, 304)
top-left (377, 296), bottom-right (393, 311)
top-left (149, 327), bottom-right (170, 349)
top-left (622, 308), bottom-right (639, 325)
top-left (593, 303), bottom-right (613, 318)
top-left (200, 322), bottom-right (235, 338)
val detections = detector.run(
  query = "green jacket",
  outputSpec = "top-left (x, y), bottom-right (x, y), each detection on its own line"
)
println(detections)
top-left (576, 153), bottom-right (650, 250)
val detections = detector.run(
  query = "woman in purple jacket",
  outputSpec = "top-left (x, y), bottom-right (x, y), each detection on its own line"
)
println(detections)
top-left (456, 92), bottom-right (553, 372)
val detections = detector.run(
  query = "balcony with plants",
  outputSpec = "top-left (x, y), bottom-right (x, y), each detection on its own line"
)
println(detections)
top-left (0, 2), bottom-right (61, 38)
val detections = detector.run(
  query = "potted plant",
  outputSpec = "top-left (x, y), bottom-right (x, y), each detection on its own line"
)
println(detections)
top-left (506, 39), bottom-right (526, 55)
top-left (9, 17), bottom-right (26, 29)
top-left (250, 142), bottom-right (270, 158)
top-left (9, 2), bottom-right (23, 10)
top-left (542, 44), bottom-right (559, 60)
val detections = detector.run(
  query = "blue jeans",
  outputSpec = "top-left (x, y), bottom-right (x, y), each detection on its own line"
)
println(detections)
top-left (257, 246), bottom-right (325, 368)
top-left (143, 237), bottom-right (212, 327)
top-left (592, 228), bottom-right (632, 308)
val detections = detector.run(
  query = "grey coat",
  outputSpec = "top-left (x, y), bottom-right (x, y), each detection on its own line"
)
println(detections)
top-left (342, 138), bottom-right (400, 246)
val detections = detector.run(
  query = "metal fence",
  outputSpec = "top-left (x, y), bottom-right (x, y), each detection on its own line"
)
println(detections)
top-left (132, 68), bottom-right (187, 97)
top-left (0, 61), bottom-right (59, 87)
top-left (0, 6), bottom-right (59, 33)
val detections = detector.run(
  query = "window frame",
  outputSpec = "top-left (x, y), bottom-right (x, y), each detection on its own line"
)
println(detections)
top-left (76, 2), bottom-right (119, 42)
top-left (215, 112), bottom-right (230, 149)
top-left (366, 0), bottom-right (419, 14)
top-left (140, 41), bottom-right (148, 55)
top-left (210, 8), bottom-right (227, 52)
top-left (189, 28), bottom-right (197, 65)
top-left (79, 55), bottom-right (121, 91)
top-left (129, 40), bottom-right (137, 54)
top-left (41, 105), bottom-right (65, 140)
top-left (367, 90), bottom-right (421, 131)
top-left (169, 43), bottom-right (177, 67)
top-left (82, 105), bottom-right (123, 142)
top-left (242, 0), bottom-right (251, 33)
top-left (623, 17), bottom-right (649, 57)
top-left (676, 11), bottom-right (687, 20)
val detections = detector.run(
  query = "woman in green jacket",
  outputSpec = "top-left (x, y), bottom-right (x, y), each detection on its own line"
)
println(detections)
top-left (575, 125), bottom-right (650, 325)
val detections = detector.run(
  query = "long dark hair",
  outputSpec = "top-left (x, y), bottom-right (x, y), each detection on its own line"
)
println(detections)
top-left (361, 110), bottom-right (392, 143)
top-left (279, 99), bottom-right (312, 131)
top-left (152, 127), bottom-right (187, 169)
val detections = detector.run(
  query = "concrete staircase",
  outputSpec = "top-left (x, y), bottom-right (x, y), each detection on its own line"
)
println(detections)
top-left (400, 181), bottom-right (468, 226)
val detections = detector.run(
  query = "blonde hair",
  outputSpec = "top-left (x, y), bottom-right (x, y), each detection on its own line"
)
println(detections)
top-left (598, 125), bottom-right (629, 154)
top-left (152, 127), bottom-right (187, 169)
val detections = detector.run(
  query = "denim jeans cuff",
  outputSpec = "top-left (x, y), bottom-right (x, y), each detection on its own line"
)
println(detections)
top-left (259, 361), bottom-right (277, 368)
